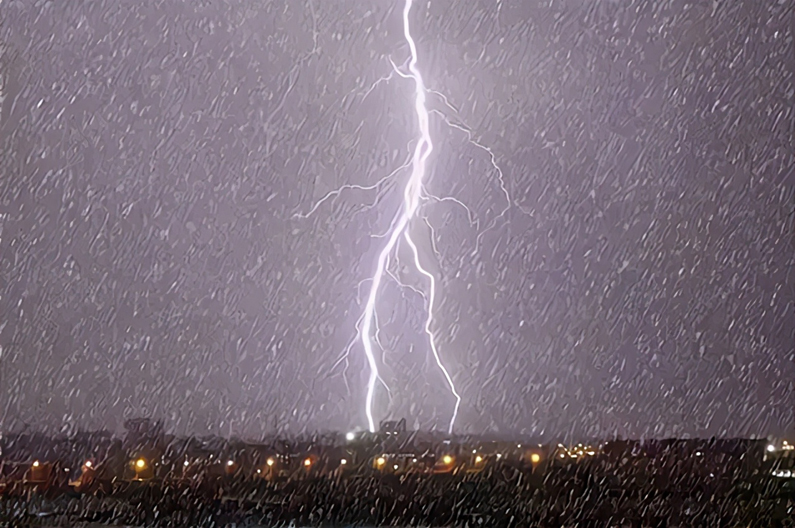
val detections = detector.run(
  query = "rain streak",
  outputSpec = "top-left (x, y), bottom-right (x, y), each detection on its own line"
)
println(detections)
top-left (0, 0), bottom-right (792, 526)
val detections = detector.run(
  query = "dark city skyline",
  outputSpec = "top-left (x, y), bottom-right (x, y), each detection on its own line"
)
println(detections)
top-left (0, 0), bottom-right (792, 440)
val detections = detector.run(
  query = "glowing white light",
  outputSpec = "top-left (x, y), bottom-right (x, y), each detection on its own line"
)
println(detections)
top-left (345, 431), bottom-right (356, 441)
top-left (183, 460), bottom-right (189, 467)
top-left (767, 444), bottom-right (776, 452)
top-left (227, 460), bottom-right (234, 467)
top-left (358, 0), bottom-right (461, 435)
top-left (340, 458), bottom-right (347, 465)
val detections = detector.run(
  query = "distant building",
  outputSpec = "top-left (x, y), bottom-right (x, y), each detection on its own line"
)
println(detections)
top-left (379, 419), bottom-right (407, 436)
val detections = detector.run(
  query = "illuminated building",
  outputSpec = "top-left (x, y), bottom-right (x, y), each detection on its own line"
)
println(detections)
top-left (379, 418), bottom-right (407, 436)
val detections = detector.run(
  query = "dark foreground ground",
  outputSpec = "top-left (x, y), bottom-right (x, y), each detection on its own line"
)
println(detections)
top-left (2, 470), bottom-right (793, 527)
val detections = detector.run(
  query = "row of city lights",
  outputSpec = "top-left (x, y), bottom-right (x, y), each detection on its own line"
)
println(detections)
top-left (217, 457), bottom-right (324, 469)
top-left (30, 452), bottom-right (513, 473)
top-left (125, 457), bottom-right (331, 472)
top-left (345, 432), bottom-right (536, 451)
top-left (375, 454), bottom-right (454, 468)
top-left (37, 456), bottom-right (336, 475)
top-left (557, 444), bottom-right (596, 459)
top-left (28, 439), bottom-right (791, 475)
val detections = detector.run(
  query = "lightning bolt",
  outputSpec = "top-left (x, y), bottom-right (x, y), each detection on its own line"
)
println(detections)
top-left (356, 0), bottom-right (461, 434)
top-left (300, 1), bottom-right (510, 435)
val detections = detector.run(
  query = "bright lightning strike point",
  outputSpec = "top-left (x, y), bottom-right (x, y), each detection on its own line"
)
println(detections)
top-left (358, 0), bottom-right (460, 434)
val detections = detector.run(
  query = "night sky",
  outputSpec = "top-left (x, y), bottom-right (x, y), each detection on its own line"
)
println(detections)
top-left (1, 0), bottom-right (792, 440)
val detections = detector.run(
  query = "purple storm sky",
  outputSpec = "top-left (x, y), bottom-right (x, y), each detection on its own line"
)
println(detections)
top-left (0, 0), bottom-right (793, 440)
